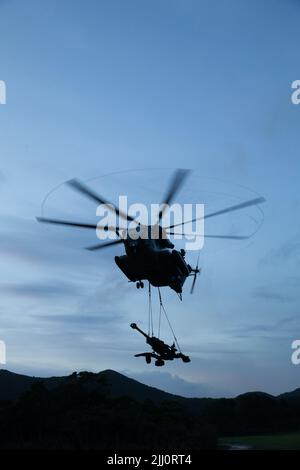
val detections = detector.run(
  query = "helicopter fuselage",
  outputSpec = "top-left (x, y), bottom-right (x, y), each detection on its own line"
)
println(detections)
top-left (114, 226), bottom-right (192, 294)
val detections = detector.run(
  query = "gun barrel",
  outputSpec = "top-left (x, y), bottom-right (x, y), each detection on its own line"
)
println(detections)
top-left (130, 323), bottom-right (149, 339)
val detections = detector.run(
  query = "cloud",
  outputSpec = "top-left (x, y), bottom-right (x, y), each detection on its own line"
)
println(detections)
top-left (228, 315), bottom-right (300, 339)
top-left (33, 312), bottom-right (123, 327)
top-left (254, 288), bottom-right (292, 303)
top-left (0, 214), bottom-right (123, 271)
top-left (259, 238), bottom-right (300, 267)
top-left (253, 278), bottom-right (300, 303)
top-left (0, 280), bottom-right (86, 299)
top-left (123, 369), bottom-right (217, 398)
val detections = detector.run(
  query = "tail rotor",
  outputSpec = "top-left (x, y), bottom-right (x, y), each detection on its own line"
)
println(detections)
top-left (190, 254), bottom-right (201, 294)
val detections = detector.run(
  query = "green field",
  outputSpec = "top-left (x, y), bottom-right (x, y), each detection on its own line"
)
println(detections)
top-left (219, 433), bottom-right (300, 450)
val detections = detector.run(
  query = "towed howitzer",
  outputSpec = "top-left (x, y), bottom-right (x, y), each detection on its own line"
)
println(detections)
top-left (130, 323), bottom-right (190, 367)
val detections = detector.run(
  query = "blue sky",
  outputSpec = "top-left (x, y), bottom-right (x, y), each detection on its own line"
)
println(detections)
top-left (0, 0), bottom-right (300, 397)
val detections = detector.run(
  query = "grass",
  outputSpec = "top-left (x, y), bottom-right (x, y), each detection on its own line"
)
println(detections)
top-left (219, 433), bottom-right (300, 450)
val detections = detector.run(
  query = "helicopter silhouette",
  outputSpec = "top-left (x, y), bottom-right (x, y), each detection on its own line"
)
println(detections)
top-left (37, 169), bottom-right (265, 296)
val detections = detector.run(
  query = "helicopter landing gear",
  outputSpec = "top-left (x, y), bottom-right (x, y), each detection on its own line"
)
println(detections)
top-left (136, 281), bottom-right (144, 289)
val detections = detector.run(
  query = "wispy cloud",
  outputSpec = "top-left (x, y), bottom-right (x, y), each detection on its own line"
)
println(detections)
top-left (123, 369), bottom-right (218, 398)
top-left (0, 280), bottom-right (86, 299)
top-left (259, 238), bottom-right (300, 268)
top-left (227, 315), bottom-right (300, 339)
top-left (253, 277), bottom-right (300, 303)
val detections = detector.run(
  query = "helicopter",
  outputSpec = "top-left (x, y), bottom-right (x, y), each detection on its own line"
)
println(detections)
top-left (37, 169), bottom-right (265, 297)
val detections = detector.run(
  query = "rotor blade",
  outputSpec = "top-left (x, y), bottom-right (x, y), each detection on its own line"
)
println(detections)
top-left (166, 231), bottom-right (250, 240)
top-left (200, 234), bottom-right (250, 240)
top-left (67, 178), bottom-right (136, 223)
top-left (37, 216), bottom-right (119, 232)
top-left (190, 274), bottom-right (197, 294)
top-left (190, 256), bottom-right (200, 294)
top-left (158, 169), bottom-right (191, 221)
top-left (86, 239), bottom-right (123, 251)
top-left (166, 196), bottom-right (266, 229)
top-left (195, 253), bottom-right (200, 270)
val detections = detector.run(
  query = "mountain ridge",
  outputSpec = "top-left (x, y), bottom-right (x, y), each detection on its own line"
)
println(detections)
top-left (0, 368), bottom-right (299, 403)
top-left (0, 368), bottom-right (191, 403)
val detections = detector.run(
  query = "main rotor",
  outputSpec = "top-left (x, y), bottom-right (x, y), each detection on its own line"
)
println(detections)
top-left (37, 169), bottom-right (266, 250)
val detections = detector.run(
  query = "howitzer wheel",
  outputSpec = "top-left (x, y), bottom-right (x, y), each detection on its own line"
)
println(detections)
top-left (146, 354), bottom-right (151, 364)
top-left (155, 358), bottom-right (165, 367)
top-left (181, 354), bottom-right (191, 363)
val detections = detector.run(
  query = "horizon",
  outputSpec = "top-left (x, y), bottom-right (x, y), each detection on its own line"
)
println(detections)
top-left (1, 366), bottom-right (299, 400)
